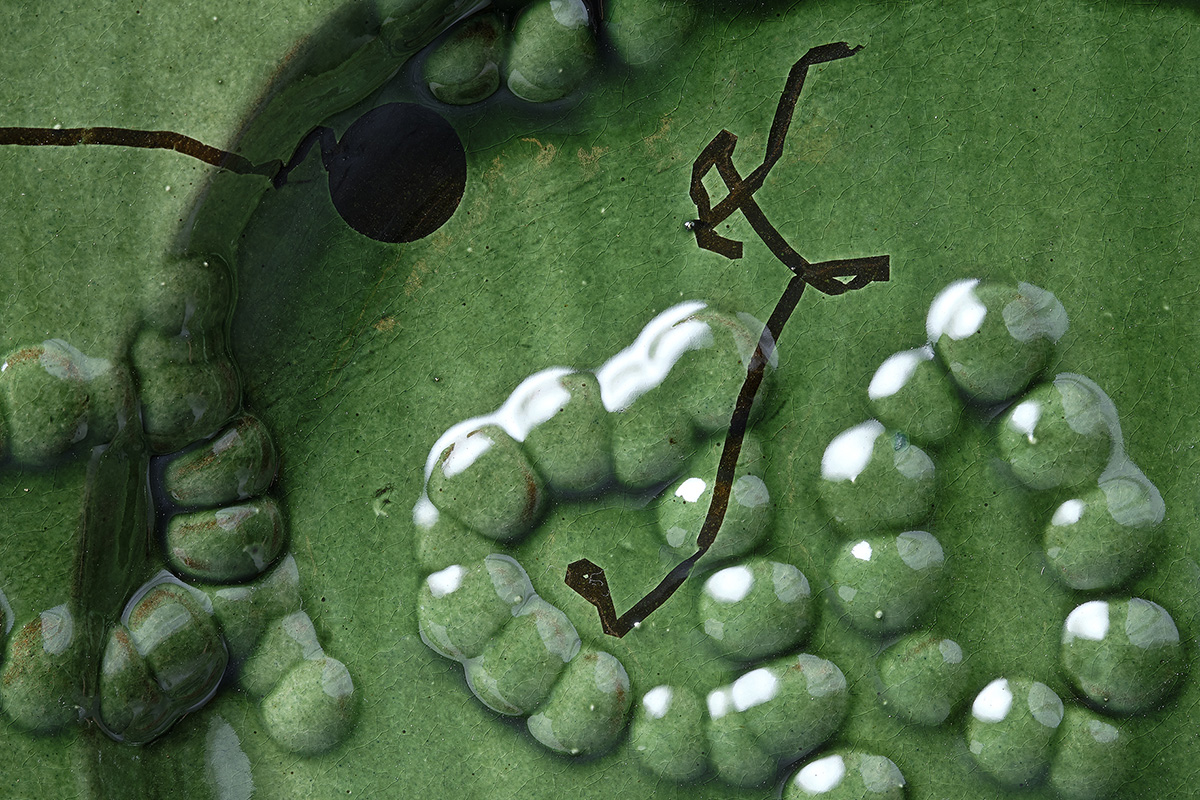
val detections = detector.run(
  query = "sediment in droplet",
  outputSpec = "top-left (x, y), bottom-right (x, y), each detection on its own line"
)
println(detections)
top-left (162, 413), bottom-right (278, 508)
top-left (165, 497), bottom-right (286, 583)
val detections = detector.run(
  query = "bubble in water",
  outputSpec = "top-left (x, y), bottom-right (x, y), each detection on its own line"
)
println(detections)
top-left (464, 596), bottom-right (580, 715)
top-left (928, 280), bottom-right (1066, 405)
top-left (868, 345), bottom-right (962, 446)
top-left (526, 648), bottom-right (631, 756)
top-left (1048, 705), bottom-right (1132, 800)
top-left (877, 631), bottom-right (969, 726)
top-left (696, 558), bottom-right (814, 662)
top-left (997, 374), bottom-right (1116, 491)
top-left (784, 750), bottom-right (906, 799)
top-left (1044, 473), bottom-right (1163, 590)
top-left (629, 684), bottom-right (710, 783)
top-left (417, 555), bottom-right (534, 662)
top-left (966, 677), bottom-right (1063, 789)
top-left (1061, 597), bottom-right (1184, 714)
top-left (819, 422), bottom-right (936, 534)
top-left (829, 531), bottom-right (945, 636)
top-left (426, 423), bottom-right (547, 542)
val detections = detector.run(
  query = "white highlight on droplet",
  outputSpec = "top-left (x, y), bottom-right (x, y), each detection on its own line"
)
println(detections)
top-left (731, 668), bottom-right (779, 711)
top-left (1052, 498), bottom-right (1086, 526)
top-left (440, 429), bottom-right (494, 478)
top-left (1008, 400), bottom-right (1042, 443)
top-left (501, 368), bottom-right (574, 439)
top-left (851, 540), bottom-right (873, 561)
top-left (642, 686), bottom-right (673, 719)
top-left (595, 301), bottom-right (710, 412)
top-left (1064, 600), bottom-right (1111, 642)
top-left (869, 346), bottom-right (933, 400)
top-left (706, 688), bottom-right (731, 719)
top-left (822, 420), bottom-right (884, 482)
top-left (794, 753), bottom-right (847, 794)
top-left (40, 605), bottom-right (73, 656)
top-left (927, 278), bottom-right (985, 341)
top-left (427, 565), bottom-right (466, 598)
top-left (675, 477), bottom-right (707, 503)
top-left (705, 566), bottom-right (754, 603)
top-left (972, 678), bottom-right (1014, 722)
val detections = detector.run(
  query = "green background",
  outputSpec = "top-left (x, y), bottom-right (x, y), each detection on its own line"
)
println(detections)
top-left (1, 1), bottom-right (1197, 798)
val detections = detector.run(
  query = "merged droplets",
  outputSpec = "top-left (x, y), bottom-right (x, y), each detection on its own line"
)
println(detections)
top-left (414, 301), bottom-right (772, 547)
top-left (416, 0), bottom-right (695, 106)
top-left (417, 554), bottom-right (629, 756)
top-left (703, 654), bottom-right (849, 787)
top-left (815, 278), bottom-right (1177, 800)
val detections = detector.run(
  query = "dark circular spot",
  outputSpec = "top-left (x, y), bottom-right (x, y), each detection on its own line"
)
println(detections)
top-left (326, 103), bottom-right (466, 243)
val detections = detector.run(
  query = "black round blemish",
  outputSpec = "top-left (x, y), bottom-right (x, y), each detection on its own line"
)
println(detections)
top-left (323, 103), bottom-right (467, 244)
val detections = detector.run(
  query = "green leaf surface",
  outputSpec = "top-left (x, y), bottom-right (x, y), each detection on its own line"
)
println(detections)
top-left (2, 1), bottom-right (1199, 798)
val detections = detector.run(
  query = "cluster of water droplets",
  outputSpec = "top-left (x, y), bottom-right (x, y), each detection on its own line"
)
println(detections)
top-left (816, 278), bottom-right (1179, 799)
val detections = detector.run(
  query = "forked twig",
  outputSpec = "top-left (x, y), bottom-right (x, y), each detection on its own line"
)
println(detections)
top-left (567, 42), bottom-right (890, 637)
